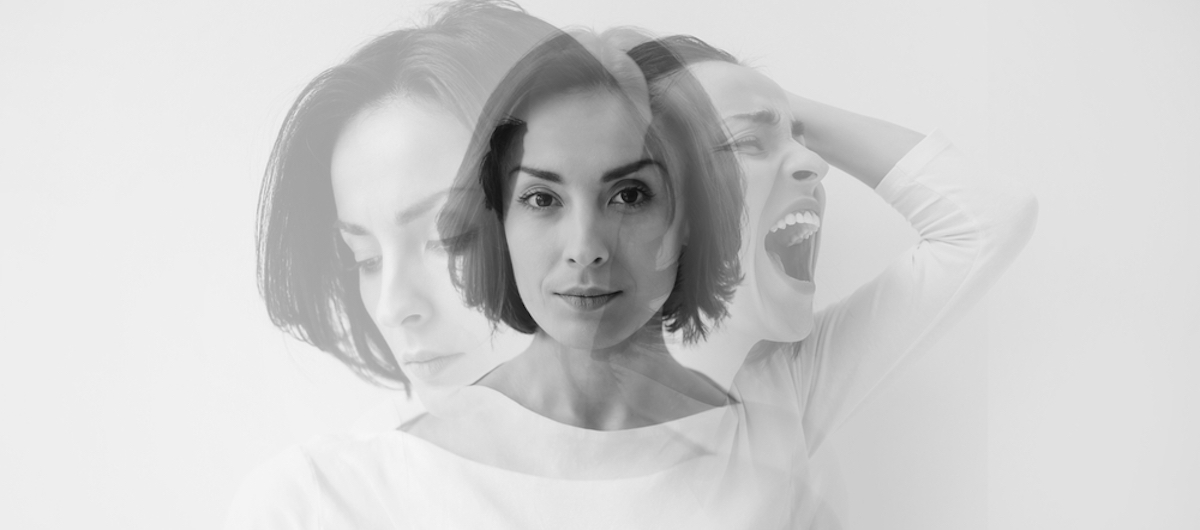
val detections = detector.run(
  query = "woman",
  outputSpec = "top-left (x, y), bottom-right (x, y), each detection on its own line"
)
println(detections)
top-left (253, 0), bottom-right (555, 405)
top-left (430, 29), bottom-right (743, 431)
top-left (634, 35), bottom-right (1039, 455)
top-left (232, 29), bottom-right (756, 529)
top-left (229, 1), bottom-right (561, 526)
top-left (407, 34), bottom-right (1039, 527)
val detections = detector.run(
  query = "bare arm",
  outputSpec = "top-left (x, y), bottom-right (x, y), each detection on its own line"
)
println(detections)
top-left (787, 92), bottom-right (925, 189)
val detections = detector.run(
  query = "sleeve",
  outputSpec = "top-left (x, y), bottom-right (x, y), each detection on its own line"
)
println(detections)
top-left (224, 446), bottom-right (321, 530)
top-left (794, 130), bottom-right (1038, 452)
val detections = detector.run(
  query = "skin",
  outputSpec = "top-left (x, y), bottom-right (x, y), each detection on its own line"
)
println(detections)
top-left (688, 61), bottom-right (830, 344)
top-left (472, 89), bottom-right (726, 431)
top-left (330, 96), bottom-right (529, 399)
top-left (676, 61), bottom-right (924, 386)
top-left (505, 89), bottom-right (680, 352)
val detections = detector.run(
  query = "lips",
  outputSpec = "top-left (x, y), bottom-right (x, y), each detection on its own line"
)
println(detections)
top-left (556, 287), bottom-right (622, 311)
top-left (403, 350), bottom-right (462, 364)
top-left (400, 351), bottom-right (464, 381)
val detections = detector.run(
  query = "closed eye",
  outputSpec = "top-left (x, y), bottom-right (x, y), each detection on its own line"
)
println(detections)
top-left (719, 135), bottom-right (766, 155)
top-left (352, 256), bottom-right (381, 274)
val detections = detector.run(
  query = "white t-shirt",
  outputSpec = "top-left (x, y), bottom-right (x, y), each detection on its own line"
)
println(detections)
top-left (226, 132), bottom-right (1038, 529)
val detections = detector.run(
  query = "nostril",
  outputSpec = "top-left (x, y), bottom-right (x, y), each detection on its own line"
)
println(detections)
top-left (793, 170), bottom-right (817, 181)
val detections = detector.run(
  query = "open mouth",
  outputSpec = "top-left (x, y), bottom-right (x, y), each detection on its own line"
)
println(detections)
top-left (764, 211), bottom-right (820, 283)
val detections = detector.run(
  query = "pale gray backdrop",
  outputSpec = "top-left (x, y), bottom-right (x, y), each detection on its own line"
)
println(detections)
top-left (2, 0), bottom-right (1197, 528)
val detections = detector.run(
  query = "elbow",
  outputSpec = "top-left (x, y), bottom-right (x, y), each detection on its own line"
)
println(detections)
top-left (990, 187), bottom-right (1039, 256)
top-left (1013, 188), bottom-right (1039, 241)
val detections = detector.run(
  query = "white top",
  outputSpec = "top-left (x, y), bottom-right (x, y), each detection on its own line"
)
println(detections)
top-left (226, 132), bottom-right (1038, 529)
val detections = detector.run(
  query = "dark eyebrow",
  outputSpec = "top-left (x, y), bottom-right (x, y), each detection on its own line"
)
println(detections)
top-left (601, 159), bottom-right (664, 182)
top-left (333, 190), bottom-right (447, 235)
top-left (512, 166), bottom-right (561, 183)
top-left (513, 159), bottom-right (664, 184)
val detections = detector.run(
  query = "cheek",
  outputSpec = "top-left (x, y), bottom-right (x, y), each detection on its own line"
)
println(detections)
top-left (419, 254), bottom-right (459, 306)
top-left (740, 160), bottom-right (774, 196)
top-left (624, 218), bottom-right (678, 290)
top-left (357, 274), bottom-right (381, 317)
top-left (504, 218), bottom-right (547, 295)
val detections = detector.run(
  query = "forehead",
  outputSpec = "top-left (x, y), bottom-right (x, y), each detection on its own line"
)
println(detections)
top-left (686, 61), bottom-right (789, 122)
top-left (519, 89), bottom-right (649, 171)
top-left (330, 97), bottom-right (470, 216)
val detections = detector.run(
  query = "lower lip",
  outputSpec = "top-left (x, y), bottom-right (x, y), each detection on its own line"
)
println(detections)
top-left (557, 293), bottom-right (620, 311)
top-left (402, 353), bottom-right (464, 381)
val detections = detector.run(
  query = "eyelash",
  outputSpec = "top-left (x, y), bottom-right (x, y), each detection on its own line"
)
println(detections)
top-left (350, 256), bottom-right (381, 274)
top-left (610, 183), bottom-right (654, 209)
top-left (340, 240), bottom-right (447, 276)
top-left (516, 189), bottom-right (560, 211)
top-left (515, 183), bottom-right (655, 212)
top-left (721, 136), bottom-right (765, 154)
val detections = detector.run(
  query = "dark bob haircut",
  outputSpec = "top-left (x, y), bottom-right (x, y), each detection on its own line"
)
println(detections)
top-left (627, 35), bottom-right (740, 77)
top-left (255, 0), bottom-right (556, 391)
top-left (438, 31), bottom-right (743, 343)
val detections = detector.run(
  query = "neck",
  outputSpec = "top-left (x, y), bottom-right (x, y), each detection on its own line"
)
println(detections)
top-left (671, 320), bottom-right (763, 391)
top-left (482, 321), bottom-right (726, 430)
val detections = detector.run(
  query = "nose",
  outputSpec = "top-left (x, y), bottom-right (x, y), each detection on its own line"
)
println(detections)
top-left (373, 255), bottom-right (433, 329)
top-left (782, 140), bottom-right (829, 188)
top-left (563, 206), bottom-right (610, 268)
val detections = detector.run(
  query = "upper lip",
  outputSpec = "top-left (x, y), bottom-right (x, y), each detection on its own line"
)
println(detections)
top-left (401, 351), bottom-right (462, 364)
top-left (557, 286), bottom-right (620, 297)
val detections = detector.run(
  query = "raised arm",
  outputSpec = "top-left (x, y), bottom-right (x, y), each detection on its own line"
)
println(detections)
top-left (788, 92), bottom-right (925, 189)
top-left (790, 122), bottom-right (1038, 453)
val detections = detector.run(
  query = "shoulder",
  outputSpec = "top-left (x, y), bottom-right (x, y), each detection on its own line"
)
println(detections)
top-left (733, 340), bottom-right (807, 394)
top-left (223, 434), bottom-right (410, 530)
top-left (224, 445), bottom-right (320, 530)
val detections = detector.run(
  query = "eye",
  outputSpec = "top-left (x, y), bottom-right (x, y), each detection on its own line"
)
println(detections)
top-left (610, 183), bottom-right (654, 208)
top-left (721, 136), bottom-right (766, 155)
top-left (354, 256), bottom-right (381, 275)
top-left (338, 243), bottom-right (381, 275)
top-left (516, 190), bottom-right (561, 210)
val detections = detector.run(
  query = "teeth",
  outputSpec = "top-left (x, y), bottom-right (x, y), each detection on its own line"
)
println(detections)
top-left (768, 210), bottom-right (821, 235)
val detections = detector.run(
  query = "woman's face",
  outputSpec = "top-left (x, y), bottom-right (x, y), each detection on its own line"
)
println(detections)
top-left (331, 97), bottom-right (528, 390)
top-left (505, 89), bottom-right (684, 351)
top-left (688, 61), bottom-right (830, 342)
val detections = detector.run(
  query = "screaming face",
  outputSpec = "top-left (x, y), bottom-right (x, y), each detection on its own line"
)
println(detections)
top-left (689, 61), bottom-right (830, 342)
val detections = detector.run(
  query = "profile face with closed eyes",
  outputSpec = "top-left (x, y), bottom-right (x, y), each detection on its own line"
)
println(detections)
top-left (504, 89), bottom-right (684, 351)
top-left (331, 97), bottom-right (528, 388)
top-left (688, 61), bottom-right (830, 343)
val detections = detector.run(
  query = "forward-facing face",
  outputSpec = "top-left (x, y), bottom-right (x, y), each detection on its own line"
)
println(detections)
top-left (689, 61), bottom-right (829, 342)
top-left (331, 97), bottom-right (528, 390)
top-left (505, 89), bottom-right (684, 351)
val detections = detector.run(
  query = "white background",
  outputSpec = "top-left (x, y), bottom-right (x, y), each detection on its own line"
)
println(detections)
top-left (2, 0), bottom-right (1196, 528)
